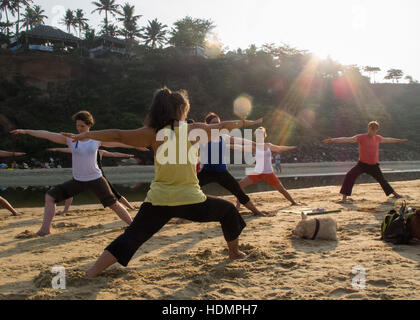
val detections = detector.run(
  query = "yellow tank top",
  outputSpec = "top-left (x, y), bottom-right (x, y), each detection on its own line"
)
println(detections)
top-left (144, 123), bottom-right (207, 206)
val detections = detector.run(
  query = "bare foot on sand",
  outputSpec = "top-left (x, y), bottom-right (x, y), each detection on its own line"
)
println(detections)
top-left (254, 211), bottom-right (268, 217)
top-left (11, 212), bottom-right (22, 216)
top-left (36, 230), bottom-right (51, 237)
top-left (392, 193), bottom-right (403, 199)
top-left (229, 251), bottom-right (247, 260)
top-left (338, 198), bottom-right (353, 204)
top-left (56, 211), bottom-right (67, 216)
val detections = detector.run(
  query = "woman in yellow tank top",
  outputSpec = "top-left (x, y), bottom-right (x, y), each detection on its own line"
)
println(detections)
top-left (63, 87), bottom-right (262, 278)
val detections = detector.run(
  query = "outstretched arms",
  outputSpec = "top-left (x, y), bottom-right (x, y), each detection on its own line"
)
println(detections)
top-left (99, 150), bottom-right (135, 158)
top-left (47, 148), bottom-right (71, 154)
top-left (10, 129), bottom-right (67, 145)
top-left (191, 118), bottom-right (263, 136)
top-left (222, 134), bottom-right (296, 153)
top-left (268, 144), bottom-right (297, 153)
top-left (322, 136), bottom-right (358, 144)
top-left (100, 141), bottom-right (149, 151)
top-left (380, 137), bottom-right (408, 143)
top-left (0, 150), bottom-right (26, 157)
top-left (61, 127), bottom-right (155, 148)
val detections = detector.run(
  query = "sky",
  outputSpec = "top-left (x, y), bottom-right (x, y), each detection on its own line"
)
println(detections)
top-left (31, 0), bottom-right (420, 82)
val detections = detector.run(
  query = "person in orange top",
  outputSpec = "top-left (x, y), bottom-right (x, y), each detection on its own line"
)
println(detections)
top-left (323, 121), bottom-right (408, 203)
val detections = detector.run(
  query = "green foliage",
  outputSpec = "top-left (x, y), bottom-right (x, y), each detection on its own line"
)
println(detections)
top-left (169, 16), bottom-right (214, 53)
top-left (0, 44), bottom-right (419, 161)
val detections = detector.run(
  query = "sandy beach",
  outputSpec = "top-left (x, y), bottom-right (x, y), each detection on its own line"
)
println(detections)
top-left (0, 179), bottom-right (419, 300)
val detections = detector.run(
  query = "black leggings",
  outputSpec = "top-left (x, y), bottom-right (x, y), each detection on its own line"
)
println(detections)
top-left (340, 161), bottom-right (395, 196)
top-left (106, 196), bottom-right (246, 266)
top-left (104, 176), bottom-right (122, 200)
top-left (198, 170), bottom-right (250, 205)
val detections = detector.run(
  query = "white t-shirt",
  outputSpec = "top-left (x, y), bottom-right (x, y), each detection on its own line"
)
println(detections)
top-left (67, 138), bottom-right (102, 181)
top-left (254, 147), bottom-right (274, 174)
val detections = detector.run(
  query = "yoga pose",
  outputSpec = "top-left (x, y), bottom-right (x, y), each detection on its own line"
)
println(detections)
top-left (236, 127), bottom-right (298, 208)
top-left (47, 148), bottom-right (140, 214)
top-left (0, 150), bottom-right (25, 216)
top-left (323, 121), bottom-right (407, 203)
top-left (10, 111), bottom-right (134, 236)
top-left (198, 112), bottom-right (267, 216)
top-left (62, 88), bottom-right (262, 278)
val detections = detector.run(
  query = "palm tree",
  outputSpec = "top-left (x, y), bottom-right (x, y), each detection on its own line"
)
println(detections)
top-left (117, 3), bottom-right (141, 40)
top-left (141, 18), bottom-right (167, 48)
top-left (20, 5), bottom-right (33, 31)
top-left (0, 20), bottom-right (13, 35)
top-left (99, 19), bottom-right (118, 37)
top-left (11, 0), bottom-right (32, 35)
top-left (60, 9), bottom-right (76, 34)
top-left (31, 5), bottom-right (46, 25)
top-left (363, 66), bottom-right (381, 83)
top-left (20, 5), bottom-right (45, 31)
top-left (0, 0), bottom-right (17, 36)
top-left (74, 9), bottom-right (88, 38)
top-left (91, 0), bottom-right (121, 36)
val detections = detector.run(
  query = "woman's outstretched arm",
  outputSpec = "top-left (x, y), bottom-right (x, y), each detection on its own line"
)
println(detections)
top-left (191, 118), bottom-right (263, 135)
top-left (47, 148), bottom-right (72, 154)
top-left (268, 144), bottom-right (297, 153)
top-left (0, 150), bottom-right (26, 157)
top-left (10, 129), bottom-right (67, 145)
top-left (99, 150), bottom-right (134, 158)
top-left (61, 127), bottom-right (155, 148)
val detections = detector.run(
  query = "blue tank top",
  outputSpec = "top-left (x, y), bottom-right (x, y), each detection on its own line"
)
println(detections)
top-left (202, 137), bottom-right (228, 172)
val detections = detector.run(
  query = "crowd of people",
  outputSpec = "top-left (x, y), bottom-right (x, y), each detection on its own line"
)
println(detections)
top-left (0, 87), bottom-right (410, 280)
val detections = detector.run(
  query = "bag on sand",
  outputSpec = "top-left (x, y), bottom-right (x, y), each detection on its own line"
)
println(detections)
top-left (381, 201), bottom-right (413, 245)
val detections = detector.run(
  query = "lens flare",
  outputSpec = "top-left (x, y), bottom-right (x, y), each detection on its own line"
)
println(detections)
top-left (297, 108), bottom-right (316, 129)
top-left (233, 94), bottom-right (253, 119)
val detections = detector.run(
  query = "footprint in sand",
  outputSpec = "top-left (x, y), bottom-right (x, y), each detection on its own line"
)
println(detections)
top-left (86, 224), bottom-right (104, 230)
top-left (367, 279), bottom-right (390, 288)
top-left (196, 249), bottom-right (213, 259)
top-left (328, 287), bottom-right (357, 297)
top-left (219, 287), bottom-right (236, 294)
top-left (278, 261), bottom-right (297, 268)
top-left (53, 222), bottom-right (82, 228)
top-left (15, 230), bottom-right (37, 239)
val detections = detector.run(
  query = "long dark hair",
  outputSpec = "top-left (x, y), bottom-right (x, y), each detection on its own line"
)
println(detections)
top-left (144, 87), bottom-right (190, 131)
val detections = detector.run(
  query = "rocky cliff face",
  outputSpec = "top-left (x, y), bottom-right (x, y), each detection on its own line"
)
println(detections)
top-left (0, 51), bottom-right (83, 90)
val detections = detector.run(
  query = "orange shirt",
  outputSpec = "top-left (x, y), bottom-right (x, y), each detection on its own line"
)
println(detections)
top-left (356, 134), bottom-right (383, 165)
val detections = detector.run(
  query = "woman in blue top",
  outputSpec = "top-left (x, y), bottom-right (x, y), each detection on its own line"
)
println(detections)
top-left (198, 113), bottom-right (266, 216)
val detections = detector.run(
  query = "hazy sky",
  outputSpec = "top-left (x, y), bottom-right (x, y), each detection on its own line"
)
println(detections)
top-left (34, 0), bottom-right (420, 82)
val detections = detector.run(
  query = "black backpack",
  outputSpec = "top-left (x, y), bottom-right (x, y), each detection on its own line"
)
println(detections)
top-left (381, 201), bottom-right (413, 244)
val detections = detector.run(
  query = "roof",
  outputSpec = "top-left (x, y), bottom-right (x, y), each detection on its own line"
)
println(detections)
top-left (24, 25), bottom-right (81, 43)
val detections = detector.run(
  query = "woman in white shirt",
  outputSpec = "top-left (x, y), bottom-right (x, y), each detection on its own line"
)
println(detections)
top-left (236, 127), bottom-right (298, 208)
top-left (11, 111), bottom-right (133, 236)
